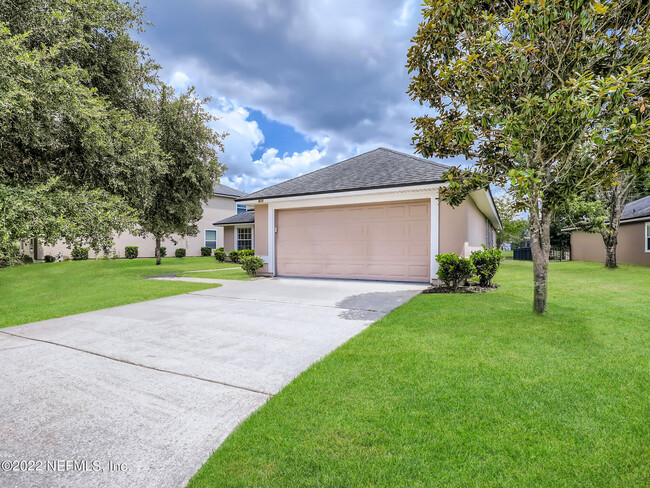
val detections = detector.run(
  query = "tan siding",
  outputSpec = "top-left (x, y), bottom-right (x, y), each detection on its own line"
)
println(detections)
top-left (572, 223), bottom-right (650, 266)
top-left (439, 196), bottom-right (491, 257)
top-left (223, 227), bottom-right (235, 252)
top-left (253, 204), bottom-right (270, 275)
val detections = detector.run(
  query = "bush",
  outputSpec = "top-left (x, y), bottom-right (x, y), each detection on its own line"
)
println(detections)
top-left (21, 254), bottom-right (34, 264)
top-left (124, 246), bottom-right (139, 259)
top-left (71, 247), bottom-right (89, 261)
top-left (470, 246), bottom-right (503, 287)
top-left (214, 248), bottom-right (226, 262)
top-left (175, 248), bottom-right (186, 258)
top-left (44, 255), bottom-right (56, 263)
top-left (159, 246), bottom-right (167, 258)
top-left (238, 249), bottom-right (255, 258)
top-left (241, 255), bottom-right (264, 276)
top-left (0, 245), bottom-right (21, 268)
top-left (436, 252), bottom-right (475, 291)
top-left (229, 250), bottom-right (241, 263)
top-left (201, 247), bottom-right (212, 257)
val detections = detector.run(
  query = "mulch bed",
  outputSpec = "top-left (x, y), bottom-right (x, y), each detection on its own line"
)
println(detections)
top-left (422, 282), bottom-right (499, 294)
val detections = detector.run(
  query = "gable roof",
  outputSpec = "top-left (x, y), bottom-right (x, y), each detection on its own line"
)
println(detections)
top-left (237, 147), bottom-right (450, 201)
top-left (214, 210), bottom-right (255, 226)
top-left (214, 183), bottom-right (246, 198)
top-left (621, 194), bottom-right (650, 222)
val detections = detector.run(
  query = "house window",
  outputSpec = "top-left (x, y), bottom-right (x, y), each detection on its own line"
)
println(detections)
top-left (237, 227), bottom-right (253, 250)
top-left (237, 204), bottom-right (247, 214)
top-left (646, 223), bottom-right (650, 253)
top-left (204, 230), bottom-right (218, 250)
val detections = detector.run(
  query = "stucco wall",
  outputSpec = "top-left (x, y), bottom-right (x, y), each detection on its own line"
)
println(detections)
top-left (40, 195), bottom-right (237, 259)
top-left (439, 197), bottom-right (491, 257)
top-left (253, 205), bottom-right (270, 275)
top-left (571, 222), bottom-right (650, 266)
top-left (223, 227), bottom-right (235, 252)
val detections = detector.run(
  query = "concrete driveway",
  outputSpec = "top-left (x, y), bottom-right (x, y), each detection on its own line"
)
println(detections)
top-left (0, 277), bottom-right (425, 488)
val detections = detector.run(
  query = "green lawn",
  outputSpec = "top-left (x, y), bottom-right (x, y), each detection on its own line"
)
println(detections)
top-left (0, 257), bottom-right (236, 328)
top-left (189, 260), bottom-right (649, 488)
top-left (176, 267), bottom-right (252, 280)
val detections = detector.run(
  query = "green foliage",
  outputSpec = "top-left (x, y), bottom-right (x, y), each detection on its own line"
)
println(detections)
top-left (201, 247), bottom-right (212, 257)
top-left (0, 244), bottom-right (20, 268)
top-left (44, 255), bottom-right (56, 263)
top-left (229, 250), bottom-right (241, 263)
top-left (124, 246), bottom-right (139, 260)
top-left (71, 247), bottom-right (89, 261)
top-left (175, 248), bottom-right (186, 258)
top-left (214, 249), bottom-right (227, 262)
top-left (241, 256), bottom-right (264, 277)
top-left (494, 196), bottom-right (528, 248)
top-left (470, 246), bottom-right (503, 287)
top-left (435, 253), bottom-right (475, 290)
top-left (238, 249), bottom-right (255, 258)
top-left (159, 247), bottom-right (167, 258)
top-left (21, 255), bottom-right (34, 264)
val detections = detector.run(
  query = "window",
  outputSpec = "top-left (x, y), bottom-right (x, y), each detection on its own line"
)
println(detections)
top-left (486, 218), bottom-right (494, 248)
top-left (646, 223), bottom-right (650, 253)
top-left (237, 204), bottom-right (248, 214)
top-left (204, 230), bottom-right (218, 250)
top-left (237, 227), bottom-right (253, 250)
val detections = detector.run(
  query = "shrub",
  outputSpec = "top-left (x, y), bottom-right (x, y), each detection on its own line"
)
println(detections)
top-left (436, 252), bottom-right (475, 291)
top-left (470, 246), bottom-right (503, 287)
top-left (229, 250), bottom-right (241, 263)
top-left (71, 247), bottom-right (89, 261)
top-left (201, 247), bottom-right (212, 257)
top-left (21, 254), bottom-right (34, 264)
top-left (44, 255), bottom-right (56, 263)
top-left (159, 246), bottom-right (167, 258)
top-left (0, 245), bottom-right (21, 268)
top-left (214, 248), bottom-right (226, 262)
top-left (175, 248), bottom-right (186, 258)
top-left (124, 246), bottom-right (139, 259)
top-left (241, 256), bottom-right (264, 276)
top-left (238, 249), bottom-right (255, 258)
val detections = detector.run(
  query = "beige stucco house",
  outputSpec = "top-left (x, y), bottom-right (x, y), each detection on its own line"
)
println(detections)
top-left (570, 195), bottom-right (650, 266)
top-left (37, 183), bottom-right (245, 259)
top-left (215, 148), bottom-right (500, 283)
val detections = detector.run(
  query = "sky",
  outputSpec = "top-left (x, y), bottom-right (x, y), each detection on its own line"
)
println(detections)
top-left (137, 0), bottom-right (465, 192)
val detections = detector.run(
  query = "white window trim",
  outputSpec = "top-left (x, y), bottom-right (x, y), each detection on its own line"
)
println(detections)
top-left (645, 221), bottom-right (650, 253)
top-left (204, 229), bottom-right (218, 249)
top-left (235, 225), bottom-right (254, 251)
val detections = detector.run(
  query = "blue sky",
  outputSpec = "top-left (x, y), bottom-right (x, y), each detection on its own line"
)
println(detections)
top-left (137, 0), bottom-right (468, 192)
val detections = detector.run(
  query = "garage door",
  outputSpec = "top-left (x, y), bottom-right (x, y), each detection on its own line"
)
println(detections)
top-left (275, 200), bottom-right (430, 282)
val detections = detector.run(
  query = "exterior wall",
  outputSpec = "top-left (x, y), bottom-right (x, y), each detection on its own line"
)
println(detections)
top-left (254, 205), bottom-right (270, 275)
top-left (40, 195), bottom-right (237, 259)
top-left (223, 227), bottom-right (235, 252)
top-left (571, 222), bottom-right (650, 266)
top-left (439, 196), bottom-right (492, 257)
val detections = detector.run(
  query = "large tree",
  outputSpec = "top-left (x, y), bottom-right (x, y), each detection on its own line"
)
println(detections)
top-left (407, 0), bottom-right (650, 313)
top-left (138, 86), bottom-right (226, 265)
top-left (494, 196), bottom-right (528, 249)
top-left (0, 0), bottom-right (161, 260)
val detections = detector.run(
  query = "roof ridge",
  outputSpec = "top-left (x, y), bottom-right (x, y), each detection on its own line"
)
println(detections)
top-left (377, 147), bottom-right (452, 170)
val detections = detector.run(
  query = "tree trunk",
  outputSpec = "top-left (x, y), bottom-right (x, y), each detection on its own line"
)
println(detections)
top-left (600, 179), bottom-right (628, 269)
top-left (155, 235), bottom-right (162, 265)
top-left (529, 203), bottom-right (552, 314)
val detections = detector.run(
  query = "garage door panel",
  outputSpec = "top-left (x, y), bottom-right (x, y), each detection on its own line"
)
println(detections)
top-left (276, 200), bottom-right (430, 282)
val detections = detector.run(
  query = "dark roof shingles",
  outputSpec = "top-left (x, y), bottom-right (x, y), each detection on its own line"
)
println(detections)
top-left (214, 183), bottom-right (246, 198)
top-left (213, 210), bottom-right (255, 226)
top-left (238, 147), bottom-right (450, 201)
top-left (622, 194), bottom-right (650, 221)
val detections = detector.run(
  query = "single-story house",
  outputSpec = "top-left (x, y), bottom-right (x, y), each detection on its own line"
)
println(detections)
top-left (215, 147), bottom-right (501, 283)
top-left (570, 194), bottom-right (650, 266)
top-left (38, 183), bottom-right (246, 259)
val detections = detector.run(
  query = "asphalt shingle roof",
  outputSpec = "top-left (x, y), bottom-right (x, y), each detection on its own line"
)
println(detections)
top-left (621, 194), bottom-right (650, 221)
top-left (214, 183), bottom-right (246, 198)
top-left (214, 210), bottom-right (255, 226)
top-left (237, 147), bottom-right (450, 201)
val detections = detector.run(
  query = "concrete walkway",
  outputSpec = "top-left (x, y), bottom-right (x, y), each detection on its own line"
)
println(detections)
top-left (0, 278), bottom-right (425, 488)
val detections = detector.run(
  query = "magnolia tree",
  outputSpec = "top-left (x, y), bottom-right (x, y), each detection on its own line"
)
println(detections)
top-left (494, 196), bottom-right (528, 249)
top-left (407, 0), bottom-right (650, 313)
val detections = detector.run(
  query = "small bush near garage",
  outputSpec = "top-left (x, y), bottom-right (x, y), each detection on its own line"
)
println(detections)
top-left (201, 247), bottom-right (212, 257)
top-left (435, 253), bottom-right (475, 291)
top-left (159, 246), bottom-right (167, 258)
top-left (124, 246), bottom-right (139, 259)
top-left (229, 250), bottom-right (241, 263)
top-left (44, 255), bottom-right (56, 263)
top-left (214, 248), bottom-right (226, 262)
top-left (175, 248), bottom-right (186, 258)
top-left (239, 249), bottom-right (255, 258)
top-left (71, 247), bottom-right (89, 261)
top-left (241, 256), bottom-right (264, 276)
top-left (470, 246), bottom-right (503, 287)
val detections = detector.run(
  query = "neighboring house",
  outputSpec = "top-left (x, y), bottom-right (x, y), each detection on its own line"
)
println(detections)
top-left (215, 148), bottom-right (501, 283)
top-left (39, 183), bottom-right (245, 259)
top-left (570, 194), bottom-right (650, 266)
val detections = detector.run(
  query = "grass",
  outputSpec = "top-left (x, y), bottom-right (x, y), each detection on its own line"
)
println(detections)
top-left (0, 257), bottom-right (236, 328)
top-left (189, 260), bottom-right (649, 488)
top-left (176, 267), bottom-right (251, 280)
